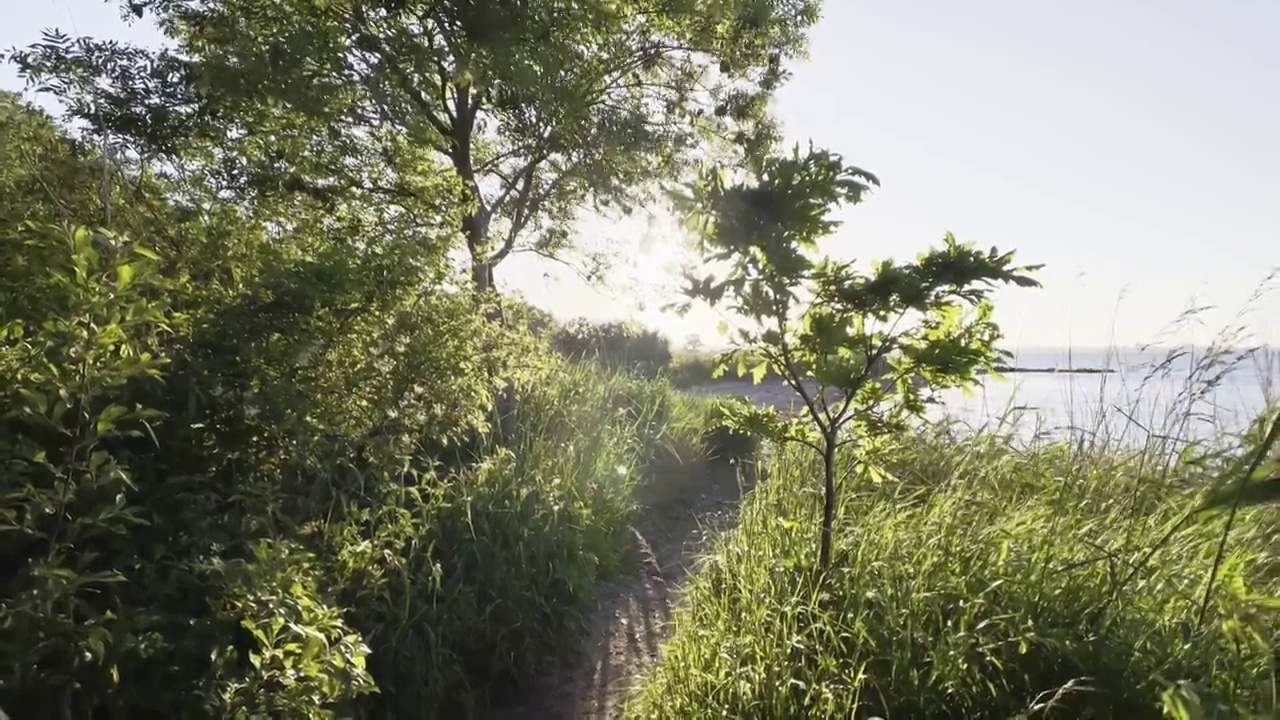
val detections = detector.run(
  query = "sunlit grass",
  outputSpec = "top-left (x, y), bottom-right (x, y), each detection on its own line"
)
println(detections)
top-left (332, 358), bottom-right (728, 716)
top-left (628, 322), bottom-right (1280, 718)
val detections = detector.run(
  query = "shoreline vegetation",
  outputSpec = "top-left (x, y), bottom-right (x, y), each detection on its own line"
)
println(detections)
top-left (985, 364), bottom-right (1117, 374)
top-left (667, 350), bottom-right (1120, 387)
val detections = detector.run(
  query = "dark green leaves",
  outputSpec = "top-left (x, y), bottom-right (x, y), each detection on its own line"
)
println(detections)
top-left (1194, 411), bottom-right (1280, 518)
top-left (14, 0), bottom-right (823, 289)
top-left (689, 144), bottom-right (878, 262)
top-left (677, 142), bottom-right (1042, 566)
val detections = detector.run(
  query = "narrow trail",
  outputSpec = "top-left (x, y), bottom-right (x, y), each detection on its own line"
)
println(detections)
top-left (492, 379), bottom-right (802, 719)
top-left (492, 462), bottom-right (746, 719)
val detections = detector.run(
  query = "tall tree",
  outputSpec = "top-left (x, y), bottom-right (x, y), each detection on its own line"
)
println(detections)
top-left (12, 0), bottom-right (820, 292)
top-left (0, 91), bottom-right (134, 231)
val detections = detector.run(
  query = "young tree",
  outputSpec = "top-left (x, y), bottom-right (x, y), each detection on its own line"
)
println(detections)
top-left (675, 145), bottom-right (1042, 568)
top-left (12, 0), bottom-right (820, 293)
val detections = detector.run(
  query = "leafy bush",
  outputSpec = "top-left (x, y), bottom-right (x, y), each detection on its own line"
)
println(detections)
top-left (666, 350), bottom-right (719, 387)
top-left (701, 396), bottom-right (760, 463)
top-left (0, 219), bottom-right (672, 718)
top-left (323, 358), bottom-right (656, 716)
top-left (500, 294), bottom-right (561, 339)
top-left (627, 423), bottom-right (1280, 718)
top-left (553, 318), bottom-right (673, 378)
top-left (0, 89), bottom-right (706, 717)
top-left (0, 223), bottom-right (381, 718)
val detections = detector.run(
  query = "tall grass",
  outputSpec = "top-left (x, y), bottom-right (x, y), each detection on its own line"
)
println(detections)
top-left (337, 360), bottom-right (720, 716)
top-left (628, 332), bottom-right (1280, 718)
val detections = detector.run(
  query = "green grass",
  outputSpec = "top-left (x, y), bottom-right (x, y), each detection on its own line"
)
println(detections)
top-left (667, 350), bottom-right (725, 387)
top-left (668, 349), bottom-right (790, 388)
top-left (627, 381), bottom-right (1280, 718)
top-left (344, 359), bottom-right (731, 716)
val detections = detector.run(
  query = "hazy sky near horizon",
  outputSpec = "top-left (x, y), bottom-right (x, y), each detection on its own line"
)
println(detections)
top-left (4, 1), bottom-right (1278, 349)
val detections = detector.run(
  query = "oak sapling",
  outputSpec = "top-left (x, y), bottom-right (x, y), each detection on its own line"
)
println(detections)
top-left (674, 144), bottom-right (1042, 568)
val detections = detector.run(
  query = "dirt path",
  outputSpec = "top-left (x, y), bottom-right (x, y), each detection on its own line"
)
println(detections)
top-left (491, 462), bottom-right (746, 719)
top-left (491, 379), bottom-right (806, 719)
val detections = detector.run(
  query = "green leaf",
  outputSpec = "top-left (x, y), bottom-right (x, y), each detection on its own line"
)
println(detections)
top-left (18, 388), bottom-right (49, 415)
top-left (1196, 477), bottom-right (1280, 518)
top-left (96, 403), bottom-right (129, 434)
top-left (132, 245), bottom-right (161, 261)
top-left (116, 262), bottom-right (137, 291)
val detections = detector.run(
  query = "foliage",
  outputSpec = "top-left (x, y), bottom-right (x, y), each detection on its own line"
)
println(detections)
top-left (0, 92), bottom-right (172, 239)
top-left (0, 92), bottom-right (103, 227)
top-left (627, 419), bottom-right (1280, 719)
top-left (675, 143), bottom-right (1042, 566)
top-left (3, 1), bottom-right (760, 715)
top-left (700, 395), bottom-right (760, 463)
top-left (553, 317), bottom-right (674, 379)
top-left (668, 348), bottom-right (789, 387)
top-left (12, 0), bottom-right (821, 291)
top-left (499, 294), bottom-right (561, 339)
top-left (0, 218), bottom-right (667, 716)
top-left (0, 98), bottom-right (700, 716)
top-left (211, 539), bottom-right (378, 717)
top-left (324, 359), bottom-right (674, 716)
top-left (0, 221), bottom-right (382, 718)
top-left (0, 223), bottom-right (171, 716)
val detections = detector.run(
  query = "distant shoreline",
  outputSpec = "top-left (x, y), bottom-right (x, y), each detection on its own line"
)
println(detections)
top-left (984, 365), bottom-right (1116, 375)
top-left (676, 364), bottom-right (1118, 388)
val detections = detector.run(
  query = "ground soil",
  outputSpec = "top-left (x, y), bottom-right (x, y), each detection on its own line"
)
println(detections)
top-left (489, 462), bottom-right (745, 719)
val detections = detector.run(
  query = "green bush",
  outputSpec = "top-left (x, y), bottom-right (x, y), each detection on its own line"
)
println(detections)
top-left (666, 350), bottom-right (719, 388)
top-left (325, 359), bottom-right (655, 716)
top-left (667, 350), bottom-right (779, 388)
top-left (700, 396), bottom-right (760, 463)
top-left (0, 220), bottom-right (668, 718)
top-left (628, 424), bottom-right (1280, 719)
top-left (500, 293), bottom-right (561, 339)
top-left (553, 318), bottom-right (673, 378)
top-left (0, 96), bottom-right (693, 717)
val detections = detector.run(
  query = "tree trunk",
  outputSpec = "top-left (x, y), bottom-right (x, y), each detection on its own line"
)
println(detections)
top-left (471, 257), bottom-right (495, 294)
top-left (818, 432), bottom-right (838, 569)
top-left (461, 206), bottom-right (494, 292)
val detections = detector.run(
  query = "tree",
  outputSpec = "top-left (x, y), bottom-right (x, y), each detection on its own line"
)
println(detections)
top-left (676, 144), bottom-right (1042, 568)
top-left (0, 91), bottom-right (159, 235)
top-left (12, 0), bottom-right (821, 293)
top-left (683, 333), bottom-right (705, 355)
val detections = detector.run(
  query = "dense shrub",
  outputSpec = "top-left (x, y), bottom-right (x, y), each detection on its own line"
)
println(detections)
top-left (553, 318), bottom-right (673, 378)
top-left (666, 350), bottom-right (720, 388)
top-left (628, 425), bottom-right (1280, 718)
top-left (700, 396), bottom-right (760, 463)
top-left (500, 293), bottom-right (561, 339)
top-left (326, 360), bottom-right (666, 716)
top-left (0, 217), bottom-right (673, 718)
top-left (0, 93), bottom-right (712, 717)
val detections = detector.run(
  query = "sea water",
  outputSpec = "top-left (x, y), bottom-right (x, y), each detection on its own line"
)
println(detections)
top-left (933, 346), bottom-right (1278, 443)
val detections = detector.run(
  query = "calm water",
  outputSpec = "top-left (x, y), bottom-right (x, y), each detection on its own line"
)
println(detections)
top-left (933, 347), bottom-right (1278, 442)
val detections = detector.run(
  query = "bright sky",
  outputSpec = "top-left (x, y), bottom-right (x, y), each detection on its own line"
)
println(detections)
top-left (5, 1), bottom-right (1278, 350)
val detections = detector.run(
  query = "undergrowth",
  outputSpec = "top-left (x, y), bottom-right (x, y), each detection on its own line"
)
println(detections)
top-left (0, 220), bottom-right (717, 718)
top-left (629, 356), bottom-right (1280, 719)
top-left (333, 362), bottom-right (696, 717)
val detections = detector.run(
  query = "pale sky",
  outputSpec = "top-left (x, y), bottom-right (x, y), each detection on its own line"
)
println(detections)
top-left (5, 1), bottom-right (1278, 349)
